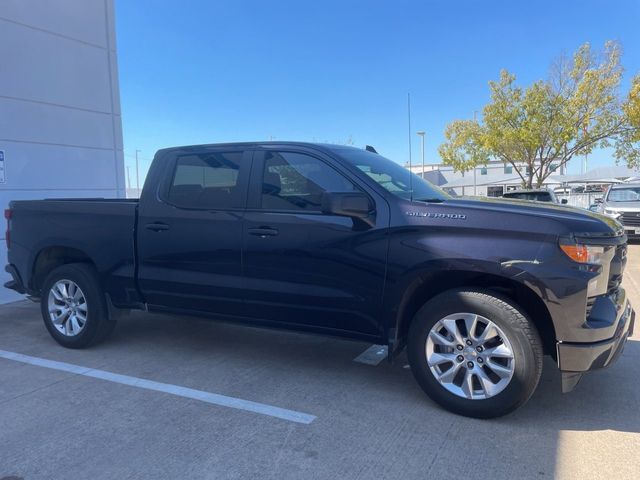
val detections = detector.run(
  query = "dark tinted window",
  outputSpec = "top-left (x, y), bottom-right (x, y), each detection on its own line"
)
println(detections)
top-left (503, 191), bottom-right (552, 202)
top-left (168, 151), bottom-right (243, 209)
top-left (261, 151), bottom-right (357, 211)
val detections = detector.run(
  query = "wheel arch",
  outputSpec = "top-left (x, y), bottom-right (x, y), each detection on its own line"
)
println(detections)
top-left (30, 246), bottom-right (97, 294)
top-left (393, 270), bottom-right (557, 358)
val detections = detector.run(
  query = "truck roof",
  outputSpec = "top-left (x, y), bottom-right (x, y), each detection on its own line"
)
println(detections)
top-left (156, 141), bottom-right (362, 155)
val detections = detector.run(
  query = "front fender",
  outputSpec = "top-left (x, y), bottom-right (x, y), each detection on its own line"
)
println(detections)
top-left (382, 226), bottom-right (596, 352)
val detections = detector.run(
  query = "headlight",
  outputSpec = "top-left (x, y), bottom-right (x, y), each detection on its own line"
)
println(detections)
top-left (559, 243), bottom-right (608, 264)
top-left (559, 242), bottom-right (615, 297)
top-left (604, 208), bottom-right (621, 219)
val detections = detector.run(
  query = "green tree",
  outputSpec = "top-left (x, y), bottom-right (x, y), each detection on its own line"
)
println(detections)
top-left (616, 75), bottom-right (640, 167)
top-left (439, 41), bottom-right (640, 188)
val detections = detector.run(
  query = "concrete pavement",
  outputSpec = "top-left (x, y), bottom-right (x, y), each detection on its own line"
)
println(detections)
top-left (0, 246), bottom-right (639, 479)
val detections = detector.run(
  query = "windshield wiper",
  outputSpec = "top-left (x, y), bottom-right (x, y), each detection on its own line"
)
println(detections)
top-left (415, 197), bottom-right (445, 203)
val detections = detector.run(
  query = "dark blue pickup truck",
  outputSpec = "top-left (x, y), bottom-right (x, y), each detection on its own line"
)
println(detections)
top-left (4, 142), bottom-right (635, 418)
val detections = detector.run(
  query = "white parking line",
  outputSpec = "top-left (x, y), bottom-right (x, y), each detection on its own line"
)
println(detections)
top-left (0, 349), bottom-right (316, 425)
top-left (353, 344), bottom-right (388, 365)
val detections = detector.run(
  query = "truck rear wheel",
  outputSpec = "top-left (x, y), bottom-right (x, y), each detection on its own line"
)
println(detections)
top-left (40, 263), bottom-right (116, 348)
top-left (407, 289), bottom-right (543, 418)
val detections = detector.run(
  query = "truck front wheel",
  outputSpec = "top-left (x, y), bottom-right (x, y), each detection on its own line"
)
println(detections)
top-left (40, 263), bottom-right (116, 348)
top-left (407, 289), bottom-right (543, 418)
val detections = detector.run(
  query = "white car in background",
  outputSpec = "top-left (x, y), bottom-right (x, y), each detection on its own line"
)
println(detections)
top-left (600, 183), bottom-right (640, 239)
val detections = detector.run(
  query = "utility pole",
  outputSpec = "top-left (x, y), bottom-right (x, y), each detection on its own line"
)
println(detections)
top-left (582, 124), bottom-right (588, 174)
top-left (473, 167), bottom-right (477, 196)
top-left (135, 149), bottom-right (141, 193)
top-left (583, 153), bottom-right (588, 174)
top-left (473, 111), bottom-right (478, 194)
top-left (416, 131), bottom-right (425, 178)
top-left (407, 94), bottom-right (412, 170)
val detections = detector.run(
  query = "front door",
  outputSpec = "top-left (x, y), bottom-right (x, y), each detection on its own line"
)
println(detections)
top-left (242, 148), bottom-right (388, 337)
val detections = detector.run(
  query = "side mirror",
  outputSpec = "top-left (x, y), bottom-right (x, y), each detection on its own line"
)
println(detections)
top-left (561, 198), bottom-right (568, 204)
top-left (321, 192), bottom-right (374, 226)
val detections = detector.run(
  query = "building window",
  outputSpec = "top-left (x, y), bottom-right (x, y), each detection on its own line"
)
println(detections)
top-left (487, 186), bottom-right (504, 197)
top-left (480, 167), bottom-right (487, 175)
top-left (550, 164), bottom-right (558, 172)
top-left (525, 166), bottom-right (531, 175)
top-left (504, 165), bottom-right (513, 174)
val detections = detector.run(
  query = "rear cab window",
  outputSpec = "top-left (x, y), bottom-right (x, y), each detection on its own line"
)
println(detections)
top-left (166, 151), bottom-right (245, 209)
top-left (504, 192), bottom-right (552, 202)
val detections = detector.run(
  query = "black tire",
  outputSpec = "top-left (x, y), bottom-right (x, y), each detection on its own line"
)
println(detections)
top-left (407, 289), bottom-right (543, 418)
top-left (40, 263), bottom-right (116, 348)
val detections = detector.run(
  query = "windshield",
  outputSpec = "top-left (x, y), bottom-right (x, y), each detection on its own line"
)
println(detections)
top-left (607, 187), bottom-right (640, 202)
top-left (332, 147), bottom-right (449, 201)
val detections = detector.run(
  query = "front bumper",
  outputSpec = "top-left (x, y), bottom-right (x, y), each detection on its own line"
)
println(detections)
top-left (557, 300), bottom-right (635, 392)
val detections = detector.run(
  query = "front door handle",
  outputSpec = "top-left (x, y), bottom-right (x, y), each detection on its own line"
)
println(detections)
top-left (145, 222), bottom-right (170, 232)
top-left (248, 227), bottom-right (279, 238)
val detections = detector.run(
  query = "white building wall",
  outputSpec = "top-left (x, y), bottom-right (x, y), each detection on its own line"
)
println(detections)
top-left (409, 161), bottom-right (517, 196)
top-left (0, 0), bottom-right (124, 299)
top-left (410, 161), bottom-right (560, 196)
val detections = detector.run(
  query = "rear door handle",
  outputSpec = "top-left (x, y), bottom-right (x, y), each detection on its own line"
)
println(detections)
top-left (145, 222), bottom-right (170, 232)
top-left (248, 227), bottom-right (279, 237)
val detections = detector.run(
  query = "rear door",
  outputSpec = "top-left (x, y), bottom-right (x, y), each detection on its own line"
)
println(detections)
top-left (241, 147), bottom-right (389, 338)
top-left (137, 147), bottom-right (251, 315)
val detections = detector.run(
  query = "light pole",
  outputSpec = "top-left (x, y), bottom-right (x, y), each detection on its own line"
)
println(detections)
top-left (473, 167), bottom-right (477, 196)
top-left (416, 131), bottom-right (425, 178)
top-left (135, 149), bottom-right (141, 194)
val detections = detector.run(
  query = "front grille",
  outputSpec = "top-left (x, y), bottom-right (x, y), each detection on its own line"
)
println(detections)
top-left (607, 243), bottom-right (627, 295)
top-left (621, 212), bottom-right (640, 227)
top-left (586, 297), bottom-right (596, 317)
top-left (586, 241), bottom-right (626, 319)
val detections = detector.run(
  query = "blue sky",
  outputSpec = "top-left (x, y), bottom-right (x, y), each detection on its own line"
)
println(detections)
top-left (116, 0), bottom-right (640, 182)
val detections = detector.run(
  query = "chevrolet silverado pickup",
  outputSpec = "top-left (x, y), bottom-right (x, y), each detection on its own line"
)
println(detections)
top-left (4, 142), bottom-right (635, 418)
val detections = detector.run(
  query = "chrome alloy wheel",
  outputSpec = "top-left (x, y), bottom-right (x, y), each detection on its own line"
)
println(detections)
top-left (426, 313), bottom-right (515, 400)
top-left (47, 279), bottom-right (88, 337)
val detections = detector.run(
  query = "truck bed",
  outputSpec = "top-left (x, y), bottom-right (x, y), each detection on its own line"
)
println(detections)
top-left (7, 198), bottom-right (140, 307)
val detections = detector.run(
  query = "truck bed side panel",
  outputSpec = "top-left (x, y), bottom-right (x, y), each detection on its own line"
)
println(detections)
top-left (8, 199), bottom-right (140, 307)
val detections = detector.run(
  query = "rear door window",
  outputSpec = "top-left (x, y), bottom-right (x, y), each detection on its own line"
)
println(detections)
top-left (167, 151), bottom-right (244, 209)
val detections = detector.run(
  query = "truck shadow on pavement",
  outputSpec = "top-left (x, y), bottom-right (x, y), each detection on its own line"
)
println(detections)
top-left (109, 310), bottom-right (640, 434)
top-left (2, 299), bottom-right (639, 437)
